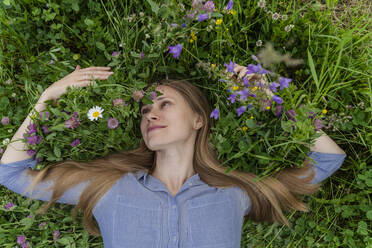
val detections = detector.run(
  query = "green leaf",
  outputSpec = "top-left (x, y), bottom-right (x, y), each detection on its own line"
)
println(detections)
top-left (146, 0), bottom-right (159, 14)
top-left (54, 146), bottom-right (61, 158)
top-left (357, 221), bottom-right (368, 236)
top-left (71, 2), bottom-right (79, 11)
top-left (3, 0), bottom-right (11, 6)
top-left (96, 41), bottom-right (105, 51)
top-left (307, 49), bottom-right (319, 90)
top-left (84, 18), bottom-right (94, 26)
top-left (50, 123), bottom-right (65, 131)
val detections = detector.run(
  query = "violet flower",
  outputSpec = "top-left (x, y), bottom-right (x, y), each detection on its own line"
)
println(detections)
top-left (168, 44), bottom-right (183, 59)
top-left (210, 108), bottom-right (219, 120)
top-left (227, 0), bottom-right (234, 10)
top-left (107, 117), bottom-right (119, 129)
top-left (236, 105), bottom-right (247, 117)
top-left (70, 139), bottom-right (80, 147)
top-left (197, 13), bottom-right (209, 22)
top-left (228, 93), bottom-right (237, 103)
top-left (279, 77), bottom-right (291, 90)
top-left (224, 61), bottom-right (235, 73)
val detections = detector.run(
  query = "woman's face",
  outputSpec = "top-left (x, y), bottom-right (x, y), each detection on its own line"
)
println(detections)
top-left (140, 85), bottom-right (202, 151)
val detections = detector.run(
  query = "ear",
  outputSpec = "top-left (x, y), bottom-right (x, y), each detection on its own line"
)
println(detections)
top-left (193, 114), bottom-right (204, 130)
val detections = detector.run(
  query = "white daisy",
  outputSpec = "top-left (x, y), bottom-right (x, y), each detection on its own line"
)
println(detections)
top-left (87, 106), bottom-right (104, 121)
top-left (2, 138), bottom-right (10, 146)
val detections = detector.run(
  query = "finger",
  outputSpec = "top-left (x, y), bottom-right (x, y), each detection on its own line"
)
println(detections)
top-left (75, 65), bottom-right (81, 70)
top-left (77, 73), bottom-right (112, 81)
top-left (80, 67), bottom-right (111, 72)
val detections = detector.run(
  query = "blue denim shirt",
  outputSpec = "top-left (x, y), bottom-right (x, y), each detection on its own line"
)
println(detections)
top-left (0, 151), bottom-right (346, 248)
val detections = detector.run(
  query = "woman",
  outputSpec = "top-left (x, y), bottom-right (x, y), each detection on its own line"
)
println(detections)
top-left (0, 65), bottom-right (346, 248)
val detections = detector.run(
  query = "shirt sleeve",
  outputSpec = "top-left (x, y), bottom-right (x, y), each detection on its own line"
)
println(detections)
top-left (0, 158), bottom-right (89, 205)
top-left (238, 151), bottom-right (347, 216)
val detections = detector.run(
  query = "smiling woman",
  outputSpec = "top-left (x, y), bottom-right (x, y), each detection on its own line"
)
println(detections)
top-left (0, 78), bottom-right (346, 248)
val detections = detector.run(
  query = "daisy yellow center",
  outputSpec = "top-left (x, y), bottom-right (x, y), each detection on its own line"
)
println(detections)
top-left (93, 111), bottom-right (100, 117)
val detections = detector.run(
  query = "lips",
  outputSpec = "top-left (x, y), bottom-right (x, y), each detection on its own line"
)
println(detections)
top-left (148, 126), bottom-right (166, 132)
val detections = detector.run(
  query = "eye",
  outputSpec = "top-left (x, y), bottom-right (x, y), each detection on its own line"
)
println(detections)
top-left (141, 101), bottom-right (170, 115)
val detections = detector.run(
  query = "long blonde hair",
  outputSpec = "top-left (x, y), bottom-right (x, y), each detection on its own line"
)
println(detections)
top-left (24, 78), bottom-right (320, 237)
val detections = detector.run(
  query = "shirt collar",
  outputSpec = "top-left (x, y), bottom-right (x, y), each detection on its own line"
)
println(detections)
top-left (134, 170), bottom-right (204, 189)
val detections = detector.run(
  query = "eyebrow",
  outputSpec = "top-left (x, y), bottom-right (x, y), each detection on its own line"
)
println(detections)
top-left (141, 96), bottom-right (173, 109)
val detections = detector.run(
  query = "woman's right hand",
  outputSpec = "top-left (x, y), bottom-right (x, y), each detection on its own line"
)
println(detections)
top-left (41, 65), bottom-right (114, 103)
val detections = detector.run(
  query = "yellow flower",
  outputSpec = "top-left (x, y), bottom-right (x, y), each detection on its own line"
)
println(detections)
top-left (226, 28), bottom-right (229, 31)
top-left (242, 126), bottom-right (248, 131)
top-left (216, 19), bottom-right (222, 25)
top-left (233, 86), bottom-right (239, 91)
top-left (190, 39), bottom-right (194, 43)
top-left (266, 106), bottom-right (271, 110)
top-left (322, 109), bottom-right (327, 114)
top-left (252, 86), bottom-right (258, 91)
top-left (250, 114), bottom-right (254, 119)
top-left (191, 31), bottom-right (197, 40)
top-left (211, 64), bottom-right (216, 69)
top-left (229, 10), bottom-right (236, 15)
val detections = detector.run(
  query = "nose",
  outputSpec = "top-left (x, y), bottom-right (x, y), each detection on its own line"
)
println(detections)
top-left (145, 107), bottom-right (160, 121)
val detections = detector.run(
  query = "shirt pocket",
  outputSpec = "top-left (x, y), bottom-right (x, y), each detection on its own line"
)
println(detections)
top-left (113, 195), bottom-right (162, 248)
top-left (187, 191), bottom-right (236, 248)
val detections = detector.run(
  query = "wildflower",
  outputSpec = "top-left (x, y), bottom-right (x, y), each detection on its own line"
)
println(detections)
top-left (272, 95), bottom-right (283, 104)
top-left (250, 114), bottom-right (254, 119)
top-left (272, 12), bottom-right (280, 20)
top-left (269, 82), bottom-right (280, 92)
top-left (242, 78), bottom-right (250, 87)
top-left (2, 138), bottom-right (10, 146)
top-left (260, 99), bottom-right (272, 111)
top-left (112, 51), bottom-right (119, 57)
top-left (39, 222), bottom-right (46, 227)
top-left (216, 18), bottom-right (222, 25)
top-left (236, 106), bottom-right (247, 117)
top-left (139, 12), bottom-right (144, 17)
top-left (308, 111), bottom-right (316, 119)
top-left (242, 126), bottom-right (248, 131)
top-left (39, 111), bottom-right (50, 120)
top-left (252, 55), bottom-right (259, 62)
top-left (279, 77), bottom-right (292, 90)
top-left (203, 1), bottom-right (215, 12)
top-left (53, 230), bottom-right (60, 242)
top-left (286, 109), bottom-right (296, 122)
top-left (11, 93), bottom-right (16, 97)
top-left (252, 86), bottom-right (258, 91)
top-left (5, 79), bottom-right (12, 84)
top-left (228, 93), bottom-right (237, 103)
top-left (65, 115), bottom-right (81, 129)
top-left (198, 13), bottom-right (209, 22)
top-left (249, 93), bottom-right (257, 98)
top-left (17, 235), bottom-right (25, 244)
top-left (284, 24), bottom-right (294, 32)
top-left (87, 106), bottom-right (104, 121)
top-left (229, 9), bottom-right (236, 15)
top-left (237, 88), bottom-right (250, 101)
top-left (50, 60), bottom-right (54, 64)
top-left (224, 60), bottom-right (235, 73)
top-left (8, 129), bottom-right (13, 133)
top-left (140, 52), bottom-right (146, 58)
top-left (266, 106), bottom-right (271, 110)
top-left (132, 90), bottom-right (145, 102)
top-left (256, 40), bottom-right (263, 47)
top-left (190, 31), bottom-right (197, 43)
top-left (181, 23), bottom-right (187, 28)
top-left (275, 105), bottom-right (283, 118)
top-left (27, 215), bottom-right (32, 218)
top-left (314, 118), bottom-right (323, 130)
top-left (210, 108), bottom-right (219, 120)
top-left (211, 64), bottom-right (216, 69)
top-left (258, 0), bottom-right (265, 8)
top-left (26, 135), bottom-right (43, 145)
top-left (107, 117), bottom-right (119, 129)
top-left (168, 44), bottom-right (183, 59)
top-left (227, 0), bottom-right (233, 10)
top-left (1, 116), bottom-right (9, 125)
top-left (70, 139), bottom-right (80, 147)
top-left (192, 0), bottom-right (203, 10)
top-left (322, 109), bottom-right (327, 114)
top-left (281, 14), bottom-right (288, 21)
top-left (4, 202), bottom-right (16, 210)
top-left (170, 23), bottom-right (178, 28)
top-left (113, 98), bottom-right (127, 108)
top-left (27, 149), bottom-right (37, 157)
top-left (149, 91), bottom-right (158, 100)
top-left (246, 63), bottom-right (271, 74)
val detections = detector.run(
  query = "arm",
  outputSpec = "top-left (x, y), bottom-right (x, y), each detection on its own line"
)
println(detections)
top-left (0, 93), bottom-right (49, 164)
top-left (0, 158), bottom-right (89, 205)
